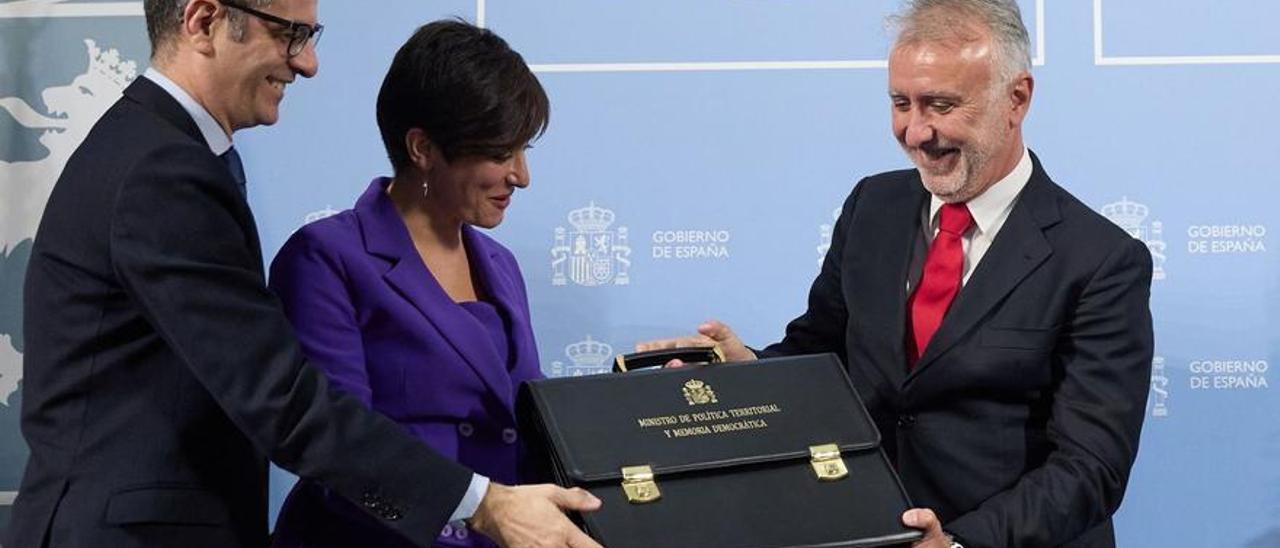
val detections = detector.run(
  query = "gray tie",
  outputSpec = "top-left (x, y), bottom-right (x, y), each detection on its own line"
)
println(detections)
top-left (220, 147), bottom-right (247, 197)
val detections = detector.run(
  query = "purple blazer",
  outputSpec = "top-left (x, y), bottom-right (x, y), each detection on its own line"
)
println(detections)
top-left (268, 177), bottom-right (543, 548)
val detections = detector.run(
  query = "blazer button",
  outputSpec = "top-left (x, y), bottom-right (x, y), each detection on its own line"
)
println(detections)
top-left (501, 427), bottom-right (518, 445)
top-left (897, 414), bottom-right (916, 429)
top-left (455, 523), bottom-right (469, 540)
top-left (458, 422), bottom-right (475, 437)
top-left (441, 524), bottom-right (454, 538)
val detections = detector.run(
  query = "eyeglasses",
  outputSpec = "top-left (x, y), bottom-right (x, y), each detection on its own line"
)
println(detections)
top-left (220, 0), bottom-right (324, 58)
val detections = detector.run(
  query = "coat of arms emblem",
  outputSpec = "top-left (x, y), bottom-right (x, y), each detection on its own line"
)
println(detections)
top-left (682, 379), bottom-right (718, 406)
top-left (551, 202), bottom-right (631, 287)
top-left (1149, 356), bottom-right (1168, 418)
top-left (1101, 197), bottom-right (1166, 280)
top-left (548, 336), bottom-right (613, 377)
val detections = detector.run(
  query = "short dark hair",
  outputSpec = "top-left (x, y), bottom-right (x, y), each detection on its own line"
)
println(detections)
top-left (144, 0), bottom-right (270, 58)
top-left (376, 20), bottom-right (550, 171)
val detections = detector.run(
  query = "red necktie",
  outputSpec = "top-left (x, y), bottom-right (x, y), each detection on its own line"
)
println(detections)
top-left (908, 202), bottom-right (973, 366)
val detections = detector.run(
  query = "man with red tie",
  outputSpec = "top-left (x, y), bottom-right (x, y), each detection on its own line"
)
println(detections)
top-left (639, 1), bottom-right (1153, 546)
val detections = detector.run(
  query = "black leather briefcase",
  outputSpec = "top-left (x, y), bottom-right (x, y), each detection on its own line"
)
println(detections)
top-left (517, 353), bottom-right (922, 548)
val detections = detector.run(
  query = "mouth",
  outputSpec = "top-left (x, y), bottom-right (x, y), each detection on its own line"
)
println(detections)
top-left (919, 145), bottom-right (959, 162)
top-left (490, 194), bottom-right (512, 209)
top-left (267, 77), bottom-right (291, 94)
top-left (912, 144), bottom-right (961, 173)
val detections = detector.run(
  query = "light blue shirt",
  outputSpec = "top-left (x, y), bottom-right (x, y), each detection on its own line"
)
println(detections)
top-left (140, 67), bottom-right (490, 525)
top-left (142, 68), bottom-right (231, 155)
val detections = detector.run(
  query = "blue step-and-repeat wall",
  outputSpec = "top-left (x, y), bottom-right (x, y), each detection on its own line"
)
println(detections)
top-left (2, 1), bottom-right (1277, 546)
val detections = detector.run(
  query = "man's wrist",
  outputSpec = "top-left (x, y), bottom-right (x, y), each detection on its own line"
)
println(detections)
top-left (944, 531), bottom-right (965, 548)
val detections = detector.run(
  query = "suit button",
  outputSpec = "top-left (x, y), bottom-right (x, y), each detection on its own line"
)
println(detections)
top-left (897, 414), bottom-right (916, 429)
top-left (458, 422), bottom-right (474, 437)
top-left (502, 427), bottom-right (518, 444)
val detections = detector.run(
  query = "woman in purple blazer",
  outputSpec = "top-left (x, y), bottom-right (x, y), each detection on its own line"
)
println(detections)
top-left (269, 21), bottom-right (549, 548)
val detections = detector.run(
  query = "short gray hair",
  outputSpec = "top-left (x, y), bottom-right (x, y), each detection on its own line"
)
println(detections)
top-left (145, 0), bottom-right (274, 57)
top-left (889, 0), bottom-right (1031, 87)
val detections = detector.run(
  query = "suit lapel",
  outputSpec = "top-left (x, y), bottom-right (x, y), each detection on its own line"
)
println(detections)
top-left (908, 155), bottom-right (1061, 379)
top-left (463, 227), bottom-right (536, 382)
top-left (123, 77), bottom-right (204, 145)
top-left (357, 181), bottom-right (515, 410)
top-left (857, 180), bottom-right (929, 389)
top-left (123, 77), bottom-right (264, 274)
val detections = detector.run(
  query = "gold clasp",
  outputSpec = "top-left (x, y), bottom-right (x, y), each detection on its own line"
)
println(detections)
top-left (621, 465), bottom-right (661, 504)
top-left (809, 443), bottom-right (849, 481)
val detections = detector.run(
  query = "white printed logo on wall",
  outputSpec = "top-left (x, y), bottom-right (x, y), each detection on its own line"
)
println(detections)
top-left (1186, 224), bottom-right (1267, 255)
top-left (1100, 197), bottom-right (1166, 280)
top-left (302, 205), bottom-right (340, 226)
top-left (1189, 359), bottom-right (1268, 391)
top-left (1149, 356), bottom-right (1168, 418)
top-left (548, 336), bottom-right (613, 377)
top-left (0, 335), bottom-right (19, 407)
top-left (0, 39), bottom-right (139, 407)
top-left (551, 202), bottom-right (631, 287)
top-left (1, 39), bottom-right (135, 257)
top-left (817, 206), bottom-right (841, 270)
top-left (651, 229), bottom-right (731, 261)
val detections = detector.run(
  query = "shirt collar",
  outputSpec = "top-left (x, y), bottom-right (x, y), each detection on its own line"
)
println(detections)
top-left (928, 147), bottom-right (1032, 235)
top-left (142, 68), bottom-right (233, 155)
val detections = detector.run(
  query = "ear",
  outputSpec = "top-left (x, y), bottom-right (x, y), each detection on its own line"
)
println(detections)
top-left (182, 0), bottom-right (221, 56)
top-left (404, 128), bottom-right (438, 174)
top-left (1009, 72), bottom-right (1034, 126)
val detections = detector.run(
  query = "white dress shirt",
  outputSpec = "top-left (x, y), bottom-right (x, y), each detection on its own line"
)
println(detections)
top-left (913, 147), bottom-right (1033, 290)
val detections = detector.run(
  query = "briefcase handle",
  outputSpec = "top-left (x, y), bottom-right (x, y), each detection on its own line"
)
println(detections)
top-left (613, 346), bottom-right (725, 372)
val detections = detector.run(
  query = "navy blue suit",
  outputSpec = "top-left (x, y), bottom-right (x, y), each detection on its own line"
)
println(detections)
top-left (8, 77), bottom-right (471, 547)
top-left (761, 153), bottom-right (1153, 547)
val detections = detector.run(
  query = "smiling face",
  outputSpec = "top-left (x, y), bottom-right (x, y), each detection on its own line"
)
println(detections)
top-left (428, 147), bottom-right (531, 229)
top-left (888, 29), bottom-right (1029, 203)
top-left (210, 0), bottom-right (318, 131)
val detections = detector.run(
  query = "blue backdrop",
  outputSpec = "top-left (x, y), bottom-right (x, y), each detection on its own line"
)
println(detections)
top-left (1, 1), bottom-right (1277, 546)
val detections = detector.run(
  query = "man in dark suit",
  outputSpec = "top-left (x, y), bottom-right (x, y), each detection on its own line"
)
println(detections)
top-left (640, 1), bottom-right (1153, 546)
top-left (7, 1), bottom-right (600, 547)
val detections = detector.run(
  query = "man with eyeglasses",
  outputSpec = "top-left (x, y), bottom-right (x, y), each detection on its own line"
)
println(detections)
top-left (6, 1), bottom-right (602, 547)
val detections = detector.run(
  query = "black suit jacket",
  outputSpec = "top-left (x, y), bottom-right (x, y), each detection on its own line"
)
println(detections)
top-left (7, 77), bottom-right (472, 547)
top-left (761, 153), bottom-right (1153, 547)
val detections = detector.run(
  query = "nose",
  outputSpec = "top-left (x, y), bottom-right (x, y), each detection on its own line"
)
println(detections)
top-left (901, 109), bottom-right (935, 148)
top-left (289, 43), bottom-right (319, 78)
top-left (507, 149), bottom-right (530, 188)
